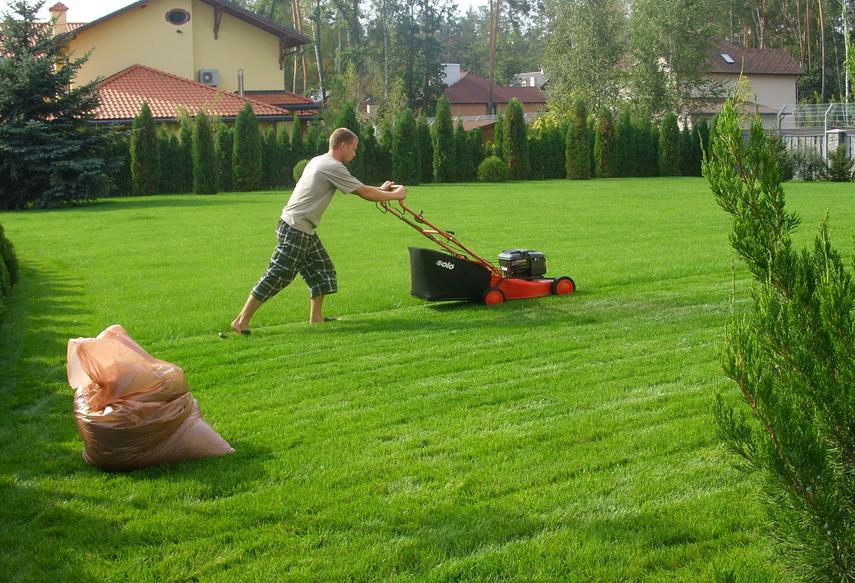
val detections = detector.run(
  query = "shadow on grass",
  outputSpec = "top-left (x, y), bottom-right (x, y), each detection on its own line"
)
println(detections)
top-left (0, 265), bottom-right (274, 580)
top-left (83, 193), bottom-right (284, 213)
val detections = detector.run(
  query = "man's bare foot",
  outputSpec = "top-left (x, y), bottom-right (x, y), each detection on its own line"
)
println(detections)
top-left (310, 316), bottom-right (338, 324)
top-left (230, 319), bottom-right (251, 336)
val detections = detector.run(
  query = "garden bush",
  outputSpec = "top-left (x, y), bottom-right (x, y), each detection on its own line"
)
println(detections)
top-left (293, 159), bottom-right (309, 182)
top-left (477, 156), bottom-right (509, 182)
top-left (232, 103), bottom-right (262, 192)
top-left (130, 102), bottom-right (160, 195)
top-left (790, 148), bottom-right (827, 181)
top-left (826, 143), bottom-right (853, 182)
top-left (0, 222), bottom-right (18, 319)
top-left (192, 111), bottom-right (218, 195)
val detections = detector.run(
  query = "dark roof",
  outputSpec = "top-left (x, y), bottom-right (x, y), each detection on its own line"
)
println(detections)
top-left (63, 0), bottom-right (310, 49)
top-left (242, 90), bottom-right (320, 109)
top-left (707, 41), bottom-right (804, 76)
top-left (444, 72), bottom-right (547, 105)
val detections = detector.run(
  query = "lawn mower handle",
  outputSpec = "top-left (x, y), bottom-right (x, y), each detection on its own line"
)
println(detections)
top-left (378, 200), bottom-right (501, 276)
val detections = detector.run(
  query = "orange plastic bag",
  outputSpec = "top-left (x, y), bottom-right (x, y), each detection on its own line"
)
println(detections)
top-left (67, 325), bottom-right (234, 470)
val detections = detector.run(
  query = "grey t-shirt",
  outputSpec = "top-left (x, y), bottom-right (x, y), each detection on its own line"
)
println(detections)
top-left (280, 153), bottom-right (364, 234)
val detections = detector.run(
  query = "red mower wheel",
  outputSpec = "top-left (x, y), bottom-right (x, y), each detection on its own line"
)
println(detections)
top-left (551, 276), bottom-right (576, 296)
top-left (482, 287), bottom-right (506, 306)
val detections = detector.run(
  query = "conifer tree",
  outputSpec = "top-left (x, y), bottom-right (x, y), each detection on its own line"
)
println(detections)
top-left (232, 103), bottom-right (262, 191)
top-left (157, 128), bottom-right (175, 194)
top-left (565, 98), bottom-right (591, 180)
top-left (492, 113), bottom-right (504, 159)
top-left (0, 0), bottom-right (109, 208)
top-left (706, 91), bottom-right (855, 582)
top-left (304, 123), bottom-right (321, 157)
top-left (192, 111), bottom-right (218, 194)
top-left (290, 121), bottom-right (304, 163)
top-left (615, 107), bottom-right (634, 177)
top-left (215, 122), bottom-right (233, 192)
top-left (827, 142), bottom-right (853, 181)
top-left (360, 123), bottom-right (382, 184)
top-left (392, 108), bottom-right (420, 185)
top-left (432, 96), bottom-right (455, 182)
top-left (594, 109), bottom-right (616, 178)
top-left (333, 101), bottom-right (363, 178)
top-left (466, 128), bottom-right (485, 182)
top-left (176, 116), bottom-right (194, 192)
top-left (503, 98), bottom-right (529, 180)
top-left (416, 115), bottom-right (433, 184)
top-left (260, 127), bottom-right (277, 189)
top-left (130, 102), bottom-right (160, 195)
top-left (658, 112), bottom-right (680, 176)
top-left (453, 119), bottom-right (467, 181)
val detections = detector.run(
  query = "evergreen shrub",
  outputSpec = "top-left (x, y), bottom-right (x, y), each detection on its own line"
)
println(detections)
top-left (477, 156), bottom-right (509, 182)
top-left (791, 148), bottom-right (827, 181)
top-left (826, 143), bottom-right (853, 182)
top-left (705, 92), bottom-right (855, 581)
top-left (658, 112), bottom-right (680, 176)
top-left (503, 99), bottom-right (529, 180)
top-left (594, 109), bottom-right (616, 178)
top-left (392, 109), bottom-right (420, 185)
top-left (432, 96), bottom-right (455, 182)
top-left (565, 98), bottom-right (591, 180)
top-left (192, 111), bottom-right (218, 194)
top-left (293, 159), bottom-right (309, 182)
top-left (216, 123), bottom-right (233, 192)
top-left (130, 102), bottom-right (160, 195)
top-left (0, 222), bottom-right (17, 287)
top-left (232, 104), bottom-right (262, 191)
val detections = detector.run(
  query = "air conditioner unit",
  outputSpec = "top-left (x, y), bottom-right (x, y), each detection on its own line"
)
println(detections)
top-left (198, 69), bottom-right (220, 86)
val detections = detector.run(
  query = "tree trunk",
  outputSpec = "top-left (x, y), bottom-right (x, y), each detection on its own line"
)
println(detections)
top-left (818, 0), bottom-right (826, 99)
top-left (313, 0), bottom-right (325, 104)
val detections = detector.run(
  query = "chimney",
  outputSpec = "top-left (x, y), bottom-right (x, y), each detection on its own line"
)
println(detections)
top-left (49, 2), bottom-right (68, 36)
top-left (237, 69), bottom-right (244, 97)
top-left (441, 63), bottom-right (461, 87)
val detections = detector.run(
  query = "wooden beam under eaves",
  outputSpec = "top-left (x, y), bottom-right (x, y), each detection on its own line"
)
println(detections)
top-left (213, 5), bottom-right (222, 39)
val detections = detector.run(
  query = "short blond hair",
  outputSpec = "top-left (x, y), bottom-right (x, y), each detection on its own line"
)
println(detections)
top-left (329, 127), bottom-right (358, 150)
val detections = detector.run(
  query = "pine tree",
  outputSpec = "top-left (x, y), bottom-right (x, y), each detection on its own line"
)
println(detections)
top-left (503, 98), bottom-right (529, 180)
top-left (706, 91), bottom-right (855, 582)
top-left (130, 102), bottom-right (160, 195)
top-left (594, 109), bottom-right (616, 178)
top-left (565, 98), bottom-right (591, 180)
top-left (232, 103), bottom-right (262, 191)
top-left (392, 108), bottom-right (420, 185)
top-left (192, 111), bottom-right (218, 194)
top-left (416, 115), bottom-right (433, 184)
top-left (0, 0), bottom-right (109, 209)
top-left (215, 122), bottom-right (233, 192)
top-left (432, 96), bottom-right (455, 182)
top-left (658, 112), bottom-right (680, 176)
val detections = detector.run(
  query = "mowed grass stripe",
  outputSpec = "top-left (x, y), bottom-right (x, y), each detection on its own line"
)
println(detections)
top-left (3, 178), bottom-right (852, 580)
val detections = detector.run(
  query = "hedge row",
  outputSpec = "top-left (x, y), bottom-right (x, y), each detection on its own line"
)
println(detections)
top-left (0, 223), bottom-right (19, 322)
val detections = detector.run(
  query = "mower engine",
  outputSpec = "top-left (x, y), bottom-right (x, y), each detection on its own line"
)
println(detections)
top-left (498, 249), bottom-right (547, 279)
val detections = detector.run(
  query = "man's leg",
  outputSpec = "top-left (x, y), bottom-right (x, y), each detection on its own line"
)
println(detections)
top-left (309, 294), bottom-right (325, 324)
top-left (231, 295), bottom-right (264, 334)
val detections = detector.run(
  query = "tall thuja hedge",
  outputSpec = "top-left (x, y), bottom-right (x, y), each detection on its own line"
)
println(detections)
top-left (0, 223), bottom-right (18, 319)
top-left (391, 109), bottom-right (420, 185)
top-left (615, 108), bottom-right (634, 177)
top-left (432, 96), bottom-right (455, 182)
top-left (658, 112), bottom-right (680, 176)
top-left (333, 101), bottom-right (364, 178)
top-left (215, 122), bottom-right (233, 192)
top-left (232, 103), bottom-right (261, 191)
top-left (566, 98), bottom-right (591, 180)
top-left (279, 126), bottom-right (295, 187)
top-left (503, 98), bottom-right (529, 180)
top-left (157, 129), bottom-right (179, 194)
top-left (260, 127), bottom-right (276, 189)
top-left (104, 129), bottom-right (132, 197)
top-left (465, 128), bottom-right (484, 182)
top-left (634, 117), bottom-right (658, 177)
top-left (594, 109), bottom-right (616, 178)
top-left (416, 115), bottom-right (433, 184)
top-left (359, 123), bottom-right (380, 184)
top-left (706, 91), bottom-right (855, 582)
top-left (531, 117), bottom-right (565, 180)
top-left (192, 111), bottom-right (218, 194)
top-left (492, 113), bottom-right (504, 159)
top-left (680, 122), bottom-right (703, 177)
top-left (529, 126), bottom-right (545, 180)
top-left (376, 123), bottom-right (393, 183)
top-left (177, 116), bottom-right (194, 192)
top-left (303, 123), bottom-right (320, 157)
top-left (130, 102), bottom-right (160, 195)
top-left (290, 121), bottom-right (304, 164)
top-left (454, 119), bottom-right (467, 181)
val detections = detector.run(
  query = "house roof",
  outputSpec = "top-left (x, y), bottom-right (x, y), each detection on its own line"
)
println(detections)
top-left (708, 41), bottom-right (804, 76)
top-left (444, 72), bottom-right (547, 105)
top-left (95, 64), bottom-right (295, 122)
top-left (242, 90), bottom-right (319, 109)
top-left (63, 0), bottom-right (310, 49)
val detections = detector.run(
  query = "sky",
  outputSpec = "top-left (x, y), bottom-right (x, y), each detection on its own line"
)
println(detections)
top-left (0, 1), bottom-right (488, 23)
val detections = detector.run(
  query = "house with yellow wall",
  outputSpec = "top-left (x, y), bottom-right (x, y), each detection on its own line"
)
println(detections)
top-left (49, 0), bottom-right (318, 125)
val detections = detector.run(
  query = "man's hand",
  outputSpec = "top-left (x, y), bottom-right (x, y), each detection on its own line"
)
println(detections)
top-left (380, 180), bottom-right (394, 191)
top-left (391, 184), bottom-right (407, 200)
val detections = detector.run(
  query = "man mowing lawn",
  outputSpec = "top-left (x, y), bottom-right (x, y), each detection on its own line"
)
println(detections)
top-left (231, 127), bottom-right (407, 333)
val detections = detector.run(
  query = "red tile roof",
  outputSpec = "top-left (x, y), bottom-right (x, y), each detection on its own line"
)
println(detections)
top-left (708, 42), bottom-right (804, 76)
top-left (95, 64), bottom-right (294, 122)
top-left (48, 2), bottom-right (68, 12)
top-left (242, 90), bottom-right (317, 107)
top-left (444, 72), bottom-right (547, 105)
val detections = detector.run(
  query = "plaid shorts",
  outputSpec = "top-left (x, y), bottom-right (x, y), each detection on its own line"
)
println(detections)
top-left (251, 220), bottom-right (338, 300)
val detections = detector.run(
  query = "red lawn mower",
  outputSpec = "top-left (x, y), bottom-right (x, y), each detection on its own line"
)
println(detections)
top-left (378, 200), bottom-right (576, 306)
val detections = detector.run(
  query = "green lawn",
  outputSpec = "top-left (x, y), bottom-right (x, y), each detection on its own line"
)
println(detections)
top-left (1, 178), bottom-right (853, 581)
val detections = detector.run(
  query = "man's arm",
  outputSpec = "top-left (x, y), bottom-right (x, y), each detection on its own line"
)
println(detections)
top-left (354, 183), bottom-right (407, 202)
